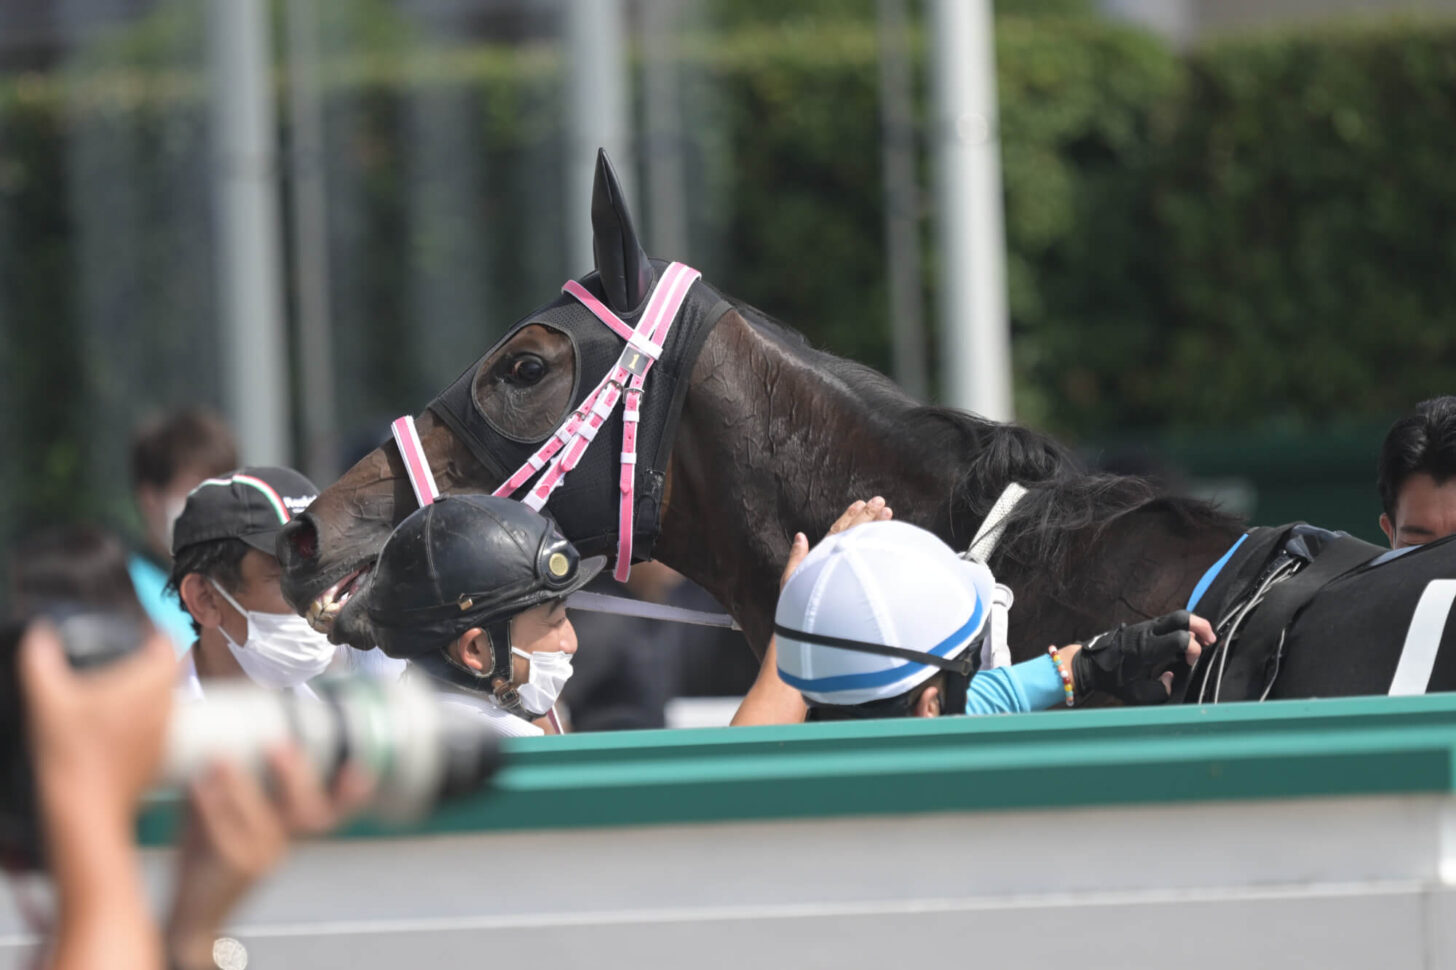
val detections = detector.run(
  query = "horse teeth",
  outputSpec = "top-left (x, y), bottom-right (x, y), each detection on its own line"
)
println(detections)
top-left (305, 594), bottom-right (340, 633)
top-left (302, 566), bottom-right (367, 636)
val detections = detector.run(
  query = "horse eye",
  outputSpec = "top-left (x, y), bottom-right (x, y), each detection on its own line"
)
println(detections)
top-left (506, 355), bottom-right (546, 386)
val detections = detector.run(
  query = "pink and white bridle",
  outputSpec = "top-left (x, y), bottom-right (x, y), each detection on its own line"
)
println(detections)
top-left (392, 261), bottom-right (702, 584)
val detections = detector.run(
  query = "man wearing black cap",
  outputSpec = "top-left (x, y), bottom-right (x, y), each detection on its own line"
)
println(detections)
top-left (367, 495), bottom-right (603, 737)
top-left (167, 467), bottom-right (358, 698)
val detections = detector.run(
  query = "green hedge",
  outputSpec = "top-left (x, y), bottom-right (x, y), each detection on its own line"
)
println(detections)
top-left (701, 14), bottom-right (1456, 434)
top-left (2, 10), bottom-right (1454, 541)
top-left (1147, 23), bottom-right (1456, 429)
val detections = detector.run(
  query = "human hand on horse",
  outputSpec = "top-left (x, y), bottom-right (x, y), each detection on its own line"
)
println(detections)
top-left (733, 497), bottom-right (895, 727)
top-left (1068, 610), bottom-right (1216, 705)
top-left (778, 497), bottom-right (895, 591)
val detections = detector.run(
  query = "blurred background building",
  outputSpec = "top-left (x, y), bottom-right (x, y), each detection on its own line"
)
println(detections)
top-left (1107, 0), bottom-right (1456, 44)
top-left (2, 1), bottom-right (1453, 683)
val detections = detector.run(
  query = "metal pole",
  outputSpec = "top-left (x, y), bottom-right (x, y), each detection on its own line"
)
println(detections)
top-left (284, 0), bottom-right (340, 483)
top-left (877, 0), bottom-right (928, 401)
top-left (928, 0), bottom-right (1012, 421)
top-left (565, 0), bottom-right (633, 277)
top-left (206, 0), bottom-right (291, 464)
top-left (642, 0), bottom-right (689, 258)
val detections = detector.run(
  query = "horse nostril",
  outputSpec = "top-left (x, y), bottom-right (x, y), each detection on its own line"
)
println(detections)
top-left (284, 517), bottom-right (320, 563)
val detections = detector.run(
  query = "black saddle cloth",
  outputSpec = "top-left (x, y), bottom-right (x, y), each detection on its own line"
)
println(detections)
top-left (1184, 526), bottom-right (1456, 701)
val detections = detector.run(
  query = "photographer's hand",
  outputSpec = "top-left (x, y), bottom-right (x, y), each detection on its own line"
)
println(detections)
top-left (165, 746), bottom-right (373, 970)
top-left (19, 622), bottom-right (175, 970)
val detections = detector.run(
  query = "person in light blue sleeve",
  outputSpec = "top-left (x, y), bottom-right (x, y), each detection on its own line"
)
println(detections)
top-left (772, 513), bottom-right (1215, 721)
top-left (128, 409), bottom-right (240, 658)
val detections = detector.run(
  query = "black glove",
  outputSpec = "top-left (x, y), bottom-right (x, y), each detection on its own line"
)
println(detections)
top-left (1071, 610), bottom-right (1195, 705)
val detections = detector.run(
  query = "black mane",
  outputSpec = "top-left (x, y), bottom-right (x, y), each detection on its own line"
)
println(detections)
top-left (732, 298), bottom-right (1245, 595)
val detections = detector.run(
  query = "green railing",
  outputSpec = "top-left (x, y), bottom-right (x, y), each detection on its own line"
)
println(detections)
top-left (137, 693), bottom-right (1456, 846)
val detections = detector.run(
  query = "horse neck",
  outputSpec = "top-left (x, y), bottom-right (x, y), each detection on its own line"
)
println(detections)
top-left (654, 312), bottom-right (1243, 658)
top-left (993, 498), bottom-right (1242, 658)
top-left (655, 313), bottom-right (968, 653)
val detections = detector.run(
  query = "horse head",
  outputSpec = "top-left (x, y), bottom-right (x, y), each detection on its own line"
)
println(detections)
top-left (278, 151), bottom-right (724, 651)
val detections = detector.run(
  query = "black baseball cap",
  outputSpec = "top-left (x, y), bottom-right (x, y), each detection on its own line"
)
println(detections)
top-left (171, 466), bottom-right (319, 557)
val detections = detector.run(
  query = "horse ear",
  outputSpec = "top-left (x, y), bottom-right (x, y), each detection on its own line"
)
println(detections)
top-left (591, 148), bottom-right (654, 313)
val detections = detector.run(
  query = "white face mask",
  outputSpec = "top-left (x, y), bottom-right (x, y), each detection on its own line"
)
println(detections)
top-left (510, 647), bottom-right (574, 717)
top-left (211, 581), bottom-right (336, 689)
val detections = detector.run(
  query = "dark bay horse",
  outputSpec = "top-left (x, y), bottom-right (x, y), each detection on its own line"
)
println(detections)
top-left (277, 152), bottom-right (1449, 700)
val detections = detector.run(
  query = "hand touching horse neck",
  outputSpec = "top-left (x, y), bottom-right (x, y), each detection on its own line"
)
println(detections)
top-left (657, 304), bottom-right (1244, 659)
top-left (279, 150), bottom-right (1245, 670)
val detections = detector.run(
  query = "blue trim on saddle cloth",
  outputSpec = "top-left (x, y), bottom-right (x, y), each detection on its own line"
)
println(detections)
top-left (1187, 533), bottom-right (1250, 613)
top-left (777, 597), bottom-right (984, 694)
top-left (1369, 545), bottom-right (1415, 568)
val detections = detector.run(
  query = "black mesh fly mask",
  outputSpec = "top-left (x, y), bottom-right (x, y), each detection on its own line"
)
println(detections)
top-left (426, 260), bottom-right (732, 580)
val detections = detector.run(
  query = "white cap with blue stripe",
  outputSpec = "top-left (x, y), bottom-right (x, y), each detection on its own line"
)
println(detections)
top-left (774, 520), bottom-right (995, 707)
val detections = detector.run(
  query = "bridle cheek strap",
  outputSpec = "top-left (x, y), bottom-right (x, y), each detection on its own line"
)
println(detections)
top-left (493, 262), bottom-right (701, 582)
top-left (392, 263), bottom-right (700, 582)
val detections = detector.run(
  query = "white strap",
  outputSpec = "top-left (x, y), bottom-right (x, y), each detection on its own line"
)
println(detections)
top-left (590, 392), bottom-right (618, 420)
top-left (628, 332), bottom-right (664, 360)
top-left (981, 583), bottom-right (1015, 671)
top-left (966, 482), bottom-right (1029, 563)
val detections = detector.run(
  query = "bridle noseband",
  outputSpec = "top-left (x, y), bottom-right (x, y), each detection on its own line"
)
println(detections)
top-left (489, 262), bottom-right (700, 582)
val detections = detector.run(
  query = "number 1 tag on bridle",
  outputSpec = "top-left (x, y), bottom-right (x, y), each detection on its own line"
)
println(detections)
top-left (491, 261), bottom-right (702, 583)
top-left (392, 262), bottom-right (702, 586)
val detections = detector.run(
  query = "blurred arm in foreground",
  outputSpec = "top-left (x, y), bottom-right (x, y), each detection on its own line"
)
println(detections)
top-left (19, 622), bottom-right (173, 970)
top-left (164, 748), bottom-right (371, 970)
top-left (19, 621), bottom-right (372, 970)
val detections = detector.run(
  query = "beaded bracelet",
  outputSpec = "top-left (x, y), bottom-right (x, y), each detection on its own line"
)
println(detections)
top-left (1047, 645), bottom-right (1075, 707)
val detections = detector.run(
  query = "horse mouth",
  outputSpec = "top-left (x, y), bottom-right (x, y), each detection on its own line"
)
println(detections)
top-left (304, 564), bottom-right (372, 637)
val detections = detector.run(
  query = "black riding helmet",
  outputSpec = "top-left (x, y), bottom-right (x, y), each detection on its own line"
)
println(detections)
top-left (367, 496), bottom-right (604, 692)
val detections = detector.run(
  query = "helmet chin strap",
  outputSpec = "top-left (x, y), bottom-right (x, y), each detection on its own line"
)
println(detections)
top-left (941, 669), bottom-right (971, 716)
top-left (482, 620), bottom-right (520, 713)
top-left (422, 621), bottom-right (533, 720)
